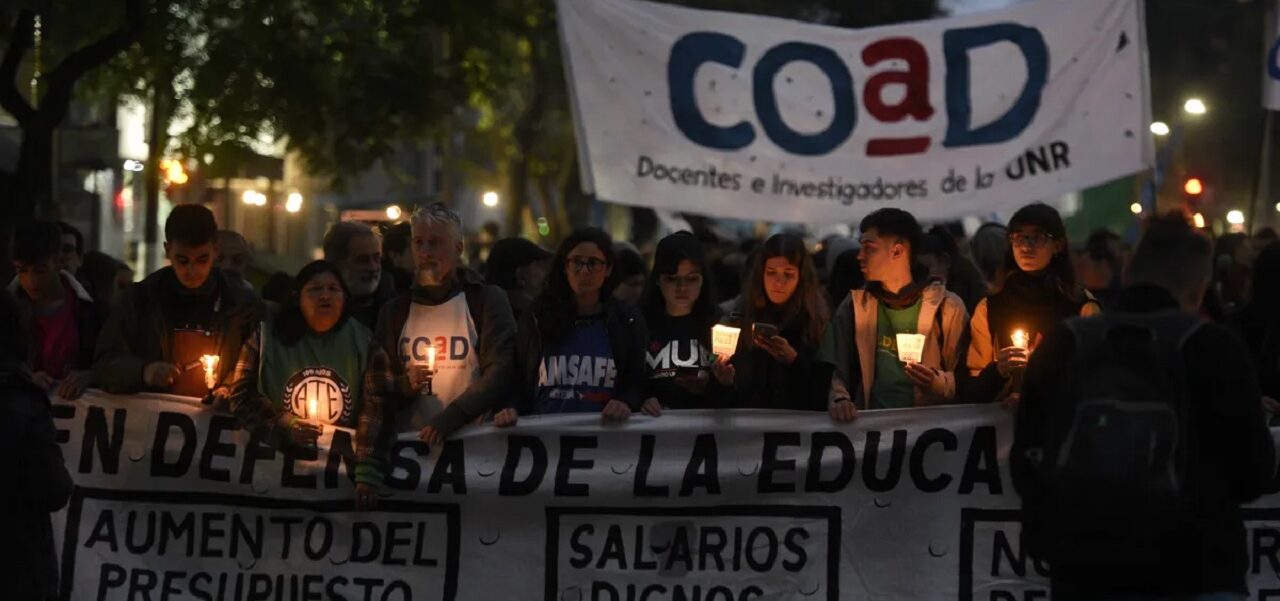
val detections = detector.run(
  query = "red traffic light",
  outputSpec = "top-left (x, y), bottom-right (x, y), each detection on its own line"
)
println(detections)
top-left (1184, 178), bottom-right (1203, 195)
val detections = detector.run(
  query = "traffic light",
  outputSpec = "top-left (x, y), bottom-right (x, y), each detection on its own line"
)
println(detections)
top-left (1184, 177), bottom-right (1203, 196)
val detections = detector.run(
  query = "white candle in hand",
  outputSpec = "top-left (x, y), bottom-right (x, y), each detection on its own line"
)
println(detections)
top-left (1011, 329), bottom-right (1029, 350)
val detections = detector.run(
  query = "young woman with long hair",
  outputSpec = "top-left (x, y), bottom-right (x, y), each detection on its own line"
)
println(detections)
top-left (964, 203), bottom-right (1100, 405)
top-left (713, 233), bottom-right (831, 410)
top-left (496, 228), bottom-right (648, 424)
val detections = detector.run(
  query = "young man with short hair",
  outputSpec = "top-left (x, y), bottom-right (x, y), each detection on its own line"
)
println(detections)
top-left (324, 221), bottom-right (396, 329)
top-left (355, 203), bottom-right (517, 509)
top-left (822, 208), bottom-right (970, 422)
top-left (8, 220), bottom-right (107, 400)
top-left (94, 205), bottom-right (264, 399)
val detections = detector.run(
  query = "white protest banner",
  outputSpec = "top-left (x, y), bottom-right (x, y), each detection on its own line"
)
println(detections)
top-left (1266, 1), bottom-right (1280, 110)
top-left (52, 391), bottom-right (1280, 600)
top-left (557, 0), bottom-right (1153, 223)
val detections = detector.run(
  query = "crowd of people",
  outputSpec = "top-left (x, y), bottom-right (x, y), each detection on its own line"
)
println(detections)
top-left (4, 199), bottom-right (1280, 600)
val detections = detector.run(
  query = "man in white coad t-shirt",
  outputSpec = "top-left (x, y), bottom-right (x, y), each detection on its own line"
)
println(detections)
top-left (354, 203), bottom-right (516, 508)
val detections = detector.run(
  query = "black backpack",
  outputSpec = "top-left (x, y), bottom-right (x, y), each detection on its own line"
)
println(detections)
top-left (1026, 311), bottom-right (1204, 566)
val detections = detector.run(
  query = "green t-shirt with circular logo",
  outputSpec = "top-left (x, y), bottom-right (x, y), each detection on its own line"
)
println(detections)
top-left (871, 300), bottom-right (921, 409)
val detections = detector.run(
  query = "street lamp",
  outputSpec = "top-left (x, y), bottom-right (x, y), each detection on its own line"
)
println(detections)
top-left (386, 205), bottom-right (402, 221)
top-left (1150, 121), bottom-right (1170, 136)
top-left (1129, 202), bottom-right (1143, 215)
top-left (242, 190), bottom-right (266, 206)
top-left (285, 192), bottom-right (304, 214)
top-left (1193, 213), bottom-right (1206, 229)
top-left (482, 191), bottom-right (499, 208)
top-left (1184, 98), bottom-right (1207, 116)
top-left (1227, 209), bottom-right (1245, 225)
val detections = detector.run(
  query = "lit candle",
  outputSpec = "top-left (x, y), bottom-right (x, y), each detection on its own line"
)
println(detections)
top-left (308, 396), bottom-right (318, 422)
top-left (1011, 329), bottom-right (1029, 350)
top-left (427, 345), bottom-right (437, 373)
top-left (199, 355), bottom-right (220, 390)
top-left (711, 325), bottom-right (741, 358)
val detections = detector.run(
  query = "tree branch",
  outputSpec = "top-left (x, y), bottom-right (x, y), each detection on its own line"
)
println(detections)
top-left (37, 0), bottom-right (145, 125)
top-left (0, 10), bottom-right (37, 125)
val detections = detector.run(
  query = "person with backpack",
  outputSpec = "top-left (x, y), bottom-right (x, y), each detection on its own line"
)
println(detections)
top-left (824, 209), bottom-right (969, 422)
top-left (964, 204), bottom-right (1100, 406)
top-left (493, 228), bottom-right (649, 423)
top-left (354, 203), bottom-right (517, 509)
top-left (1012, 215), bottom-right (1278, 601)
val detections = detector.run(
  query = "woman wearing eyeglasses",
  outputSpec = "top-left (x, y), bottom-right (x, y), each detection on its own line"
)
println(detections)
top-left (964, 203), bottom-right (1100, 405)
top-left (635, 232), bottom-right (728, 415)
top-left (495, 228), bottom-right (649, 424)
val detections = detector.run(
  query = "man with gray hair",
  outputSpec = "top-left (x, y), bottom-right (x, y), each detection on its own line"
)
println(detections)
top-left (1012, 215), bottom-right (1277, 600)
top-left (324, 221), bottom-right (396, 329)
top-left (354, 202), bottom-right (517, 509)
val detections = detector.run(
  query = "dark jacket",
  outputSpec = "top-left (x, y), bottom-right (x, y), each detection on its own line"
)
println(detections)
top-left (0, 371), bottom-right (74, 601)
top-left (355, 267), bottom-right (516, 486)
top-left (92, 267), bottom-right (265, 395)
top-left (732, 316), bottom-right (829, 411)
top-left (513, 299), bottom-right (649, 413)
top-left (1012, 284), bottom-right (1278, 600)
top-left (12, 271), bottom-right (109, 373)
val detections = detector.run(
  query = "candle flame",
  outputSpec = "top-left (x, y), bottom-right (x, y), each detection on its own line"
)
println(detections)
top-left (1011, 329), bottom-right (1029, 349)
top-left (200, 355), bottom-right (219, 389)
top-left (427, 346), bottom-right (437, 372)
top-left (308, 396), bottom-right (318, 421)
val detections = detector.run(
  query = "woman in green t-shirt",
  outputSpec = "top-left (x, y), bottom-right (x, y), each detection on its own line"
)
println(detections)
top-left (226, 260), bottom-right (373, 449)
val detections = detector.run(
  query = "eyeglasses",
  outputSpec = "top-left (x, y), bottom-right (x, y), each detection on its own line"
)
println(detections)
top-left (659, 273), bottom-right (703, 288)
top-left (1009, 232), bottom-right (1055, 249)
top-left (567, 258), bottom-right (608, 274)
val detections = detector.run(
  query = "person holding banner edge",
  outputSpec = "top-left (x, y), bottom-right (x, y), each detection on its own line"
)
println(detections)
top-left (712, 233), bottom-right (830, 411)
top-left (638, 232), bottom-right (728, 413)
top-left (824, 208), bottom-right (969, 422)
top-left (92, 205), bottom-right (264, 402)
top-left (355, 203), bottom-right (517, 509)
top-left (964, 203), bottom-right (1099, 407)
top-left (495, 227), bottom-right (648, 424)
top-left (225, 261), bottom-right (372, 450)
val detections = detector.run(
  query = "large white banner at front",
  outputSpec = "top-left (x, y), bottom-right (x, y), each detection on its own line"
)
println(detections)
top-left (51, 392), bottom-right (1280, 600)
top-left (556, 0), bottom-right (1153, 223)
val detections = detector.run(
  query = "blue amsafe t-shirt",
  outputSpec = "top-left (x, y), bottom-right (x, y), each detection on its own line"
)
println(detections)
top-left (534, 314), bottom-right (617, 414)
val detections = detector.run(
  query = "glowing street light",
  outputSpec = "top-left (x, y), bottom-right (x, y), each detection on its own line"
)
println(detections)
top-left (1193, 213), bottom-right (1206, 229)
top-left (1275, 201), bottom-right (1280, 213)
top-left (482, 191), bottom-right (499, 207)
top-left (1150, 121), bottom-right (1170, 136)
top-left (241, 190), bottom-right (267, 206)
top-left (1184, 98), bottom-right (1207, 115)
top-left (285, 192), bottom-right (304, 214)
top-left (1129, 202), bottom-right (1143, 215)
top-left (1227, 209), bottom-right (1245, 225)
top-left (1184, 178), bottom-right (1204, 195)
top-left (386, 205), bottom-right (402, 221)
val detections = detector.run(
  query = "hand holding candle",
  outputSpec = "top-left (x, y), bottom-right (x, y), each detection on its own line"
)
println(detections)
top-left (199, 355), bottom-right (220, 390)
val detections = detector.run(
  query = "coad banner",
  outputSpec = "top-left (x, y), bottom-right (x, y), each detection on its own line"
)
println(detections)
top-left (52, 392), bottom-right (1280, 601)
top-left (556, 0), bottom-right (1153, 223)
